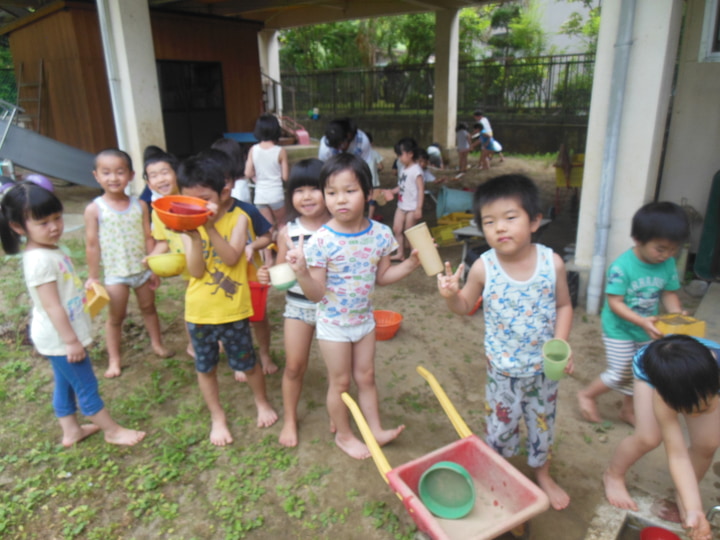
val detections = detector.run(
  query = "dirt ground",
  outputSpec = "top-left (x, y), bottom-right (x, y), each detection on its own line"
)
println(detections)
top-left (38, 151), bottom-right (719, 539)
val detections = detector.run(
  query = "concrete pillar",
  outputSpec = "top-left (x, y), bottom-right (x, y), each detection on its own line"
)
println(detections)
top-left (432, 9), bottom-right (459, 150)
top-left (96, 0), bottom-right (165, 194)
top-left (573, 0), bottom-right (683, 304)
top-left (258, 30), bottom-right (283, 115)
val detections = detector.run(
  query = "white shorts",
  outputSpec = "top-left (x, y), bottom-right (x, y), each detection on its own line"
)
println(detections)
top-left (105, 270), bottom-right (152, 289)
top-left (283, 302), bottom-right (316, 326)
top-left (316, 319), bottom-right (375, 343)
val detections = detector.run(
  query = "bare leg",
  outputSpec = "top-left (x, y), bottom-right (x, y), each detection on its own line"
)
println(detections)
top-left (197, 368), bottom-right (233, 446)
top-left (577, 377), bottom-right (610, 423)
top-left (243, 362), bottom-right (278, 428)
top-left (391, 209), bottom-right (406, 261)
top-left (86, 408), bottom-right (146, 446)
top-left (619, 394), bottom-right (636, 426)
top-left (58, 414), bottom-right (101, 447)
top-left (279, 319), bottom-right (314, 447)
top-left (535, 461), bottom-right (570, 510)
top-left (251, 317), bottom-right (278, 375)
top-left (135, 280), bottom-right (173, 358)
top-left (104, 283), bottom-right (130, 378)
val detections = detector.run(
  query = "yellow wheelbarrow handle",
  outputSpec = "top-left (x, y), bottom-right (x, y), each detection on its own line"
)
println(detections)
top-left (416, 366), bottom-right (473, 439)
top-left (341, 392), bottom-right (392, 482)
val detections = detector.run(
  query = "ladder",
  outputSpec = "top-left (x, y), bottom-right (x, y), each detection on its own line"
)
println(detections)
top-left (16, 59), bottom-right (43, 132)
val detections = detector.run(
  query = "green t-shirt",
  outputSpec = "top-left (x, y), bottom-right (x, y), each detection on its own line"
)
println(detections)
top-left (601, 248), bottom-right (680, 341)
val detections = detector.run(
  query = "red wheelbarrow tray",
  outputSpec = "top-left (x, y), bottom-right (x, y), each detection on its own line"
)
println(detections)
top-left (342, 366), bottom-right (550, 540)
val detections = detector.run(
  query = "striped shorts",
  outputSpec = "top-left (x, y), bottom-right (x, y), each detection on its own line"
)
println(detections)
top-left (599, 335), bottom-right (650, 395)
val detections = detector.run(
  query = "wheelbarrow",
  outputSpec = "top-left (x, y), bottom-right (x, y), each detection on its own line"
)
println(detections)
top-left (341, 366), bottom-right (550, 540)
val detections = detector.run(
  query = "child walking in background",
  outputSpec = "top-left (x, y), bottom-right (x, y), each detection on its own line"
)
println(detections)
top-left (577, 202), bottom-right (689, 425)
top-left (262, 158), bottom-right (331, 447)
top-left (471, 124), bottom-right (504, 170)
top-left (0, 182), bottom-right (145, 446)
top-left (390, 137), bottom-right (424, 262)
top-left (437, 174), bottom-right (573, 510)
top-left (84, 149), bottom-right (171, 378)
top-left (455, 122), bottom-right (470, 173)
top-left (286, 153), bottom-right (419, 459)
top-left (178, 153), bottom-right (277, 446)
top-left (603, 336), bottom-right (720, 540)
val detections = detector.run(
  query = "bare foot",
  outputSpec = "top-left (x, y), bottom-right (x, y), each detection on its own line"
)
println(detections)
top-left (104, 427), bottom-right (146, 446)
top-left (62, 424), bottom-right (101, 447)
top-left (536, 468), bottom-right (570, 510)
top-left (374, 425), bottom-right (405, 447)
top-left (256, 403), bottom-right (278, 428)
top-left (234, 370), bottom-right (247, 383)
top-left (209, 420), bottom-right (233, 447)
top-left (577, 391), bottom-right (602, 423)
top-left (278, 421), bottom-right (298, 447)
top-left (603, 469), bottom-right (638, 510)
top-left (153, 345), bottom-right (175, 358)
top-left (260, 356), bottom-right (279, 375)
top-left (618, 407), bottom-right (636, 427)
top-left (651, 498), bottom-right (682, 523)
top-left (104, 364), bottom-right (122, 378)
top-left (335, 434), bottom-right (371, 460)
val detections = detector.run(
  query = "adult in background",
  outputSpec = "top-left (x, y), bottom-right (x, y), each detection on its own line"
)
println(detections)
top-left (317, 118), bottom-right (372, 166)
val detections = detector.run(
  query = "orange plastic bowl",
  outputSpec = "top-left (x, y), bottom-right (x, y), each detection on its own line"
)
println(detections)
top-left (374, 310), bottom-right (403, 341)
top-left (152, 195), bottom-right (211, 231)
top-left (640, 527), bottom-right (681, 540)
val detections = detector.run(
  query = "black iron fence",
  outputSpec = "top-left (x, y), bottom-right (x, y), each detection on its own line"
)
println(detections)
top-left (281, 53), bottom-right (595, 119)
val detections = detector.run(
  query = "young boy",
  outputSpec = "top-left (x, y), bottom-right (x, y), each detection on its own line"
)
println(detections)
top-left (577, 202), bottom-right (689, 425)
top-left (437, 174), bottom-right (574, 510)
top-left (177, 154), bottom-right (277, 447)
top-left (603, 335), bottom-right (720, 540)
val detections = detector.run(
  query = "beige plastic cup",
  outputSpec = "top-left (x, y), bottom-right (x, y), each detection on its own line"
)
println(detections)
top-left (542, 338), bottom-right (571, 380)
top-left (269, 262), bottom-right (297, 291)
top-left (404, 222), bottom-right (444, 276)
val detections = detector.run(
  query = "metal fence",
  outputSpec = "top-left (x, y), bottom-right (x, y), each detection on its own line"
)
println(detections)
top-left (281, 53), bottom-right (595, 119)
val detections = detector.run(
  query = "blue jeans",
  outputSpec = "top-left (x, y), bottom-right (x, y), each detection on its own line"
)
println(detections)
top-left (46, 354), bottom-right (104, 418)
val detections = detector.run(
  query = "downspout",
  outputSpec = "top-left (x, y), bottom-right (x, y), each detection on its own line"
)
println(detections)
top-left (586, 0), bottom-right (636, 315)
top-left (96, 0), bottom-right (129, 151)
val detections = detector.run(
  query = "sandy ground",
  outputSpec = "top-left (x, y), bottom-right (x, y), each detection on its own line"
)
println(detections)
top-left (41, 151), bottom-right (720, 539)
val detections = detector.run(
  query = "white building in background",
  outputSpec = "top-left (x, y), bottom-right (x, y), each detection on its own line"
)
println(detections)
top-left (538, 0), bottom-right (597, 53)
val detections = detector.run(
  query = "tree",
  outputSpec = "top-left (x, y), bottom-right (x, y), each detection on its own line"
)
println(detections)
top-left (559, 0), bottom-right (601, 54)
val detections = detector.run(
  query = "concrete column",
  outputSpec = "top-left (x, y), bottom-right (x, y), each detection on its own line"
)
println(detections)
top-left (573, 0), bottom-right (683, 302)
top-left (258, 30), bottom-right (283, 115)
top-left (96, 0), bottom-right (165, 194)
top-left (432, 9), bottom-right (459, 150)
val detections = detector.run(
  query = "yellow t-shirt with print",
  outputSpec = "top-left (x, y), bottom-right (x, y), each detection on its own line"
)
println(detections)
top-left (151, 210), bottom-right (185, 254)
top-left (184, 201), bottom-right (253, 324)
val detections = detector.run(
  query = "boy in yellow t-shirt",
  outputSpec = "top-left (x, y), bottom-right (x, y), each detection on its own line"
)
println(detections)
top-left (177, 153), bottom-right (277, 447)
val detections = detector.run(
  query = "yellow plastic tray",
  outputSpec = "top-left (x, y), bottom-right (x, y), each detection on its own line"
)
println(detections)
top-left (86, 283), bottom-right (109, 319)
top-left (655, 314), bottom-right (705, 338)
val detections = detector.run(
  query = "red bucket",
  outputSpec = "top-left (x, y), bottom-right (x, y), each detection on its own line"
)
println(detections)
top-left (249, 281), bottom-right (269, 322)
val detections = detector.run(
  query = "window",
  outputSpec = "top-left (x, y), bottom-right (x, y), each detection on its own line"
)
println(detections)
top-left (700, 0), bottom-right (720, 62)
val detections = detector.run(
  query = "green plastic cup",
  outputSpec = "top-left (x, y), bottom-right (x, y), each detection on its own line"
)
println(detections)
top-left (543, 339), bottom-right (571, 380)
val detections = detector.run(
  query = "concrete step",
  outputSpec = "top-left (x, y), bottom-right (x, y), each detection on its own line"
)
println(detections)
top-left (694, 281), bottom-right (720, 341)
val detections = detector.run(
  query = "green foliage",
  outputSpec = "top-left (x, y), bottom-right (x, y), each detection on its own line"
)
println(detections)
top-left (0, 47), bottom-right (15, 103)
top-left (554, 71), bottom-right (593, 113)
top-left (559, 1), bottom-right (602, 54)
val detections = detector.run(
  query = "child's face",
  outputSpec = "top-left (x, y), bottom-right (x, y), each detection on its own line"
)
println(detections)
top-left (180, 183), bottom-right (230, 212)
top-left (94, 155), bottom-right (134, 195)
top-left (292, 185), bottom-right (325, 218)
top-left (324, 170), bottom-right (368, 224)
top-left (145, 161), bottom-right (178, 196)
top-left (19, 211), bottom-right (64, 249)
top-left (634, 238), bottom-right (680, 265)
top-left (418, 157), bottom-right (429, 170)
top-left (479, 197), bottom-right (540, 255)
top-left (398, 150), bottom-right (414, 167)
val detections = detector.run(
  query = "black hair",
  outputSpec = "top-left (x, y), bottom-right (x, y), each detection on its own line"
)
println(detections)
top-left (418, 148), bottom-right (429, 161)
top-left (366, 132), bottom-right (374, 144)
top-left (319, 153), bottom-right (372, 201)
top-left (394, 137), bottom-right (419, 159)
top-left (95, 148), bottom-right (133, 172)
top-left (211, 138), bottom-right (246, 179)
top-left (474, 110), bottom-right (484, 117)
top-left (642, 335), bottom-right (720, 413)
top-left (285, 158), bottom-right (324, 220)
top-left (177, 152), bottom-right (227, 196)
top-left (456, 122), bottom-right (468, 132)
top-left (473, 174), bottom-right (542, 226)
top-left (631, 201), bottom-right (690, 244)
top-left (0, 181), bottom-right (64, 254)
top-left (142, 146), bottom-right (179, 180)
top-left (473, 122), bottom-right (484, 130)
top-left (253, 113), bottom-right (281, 142)
top-left (324, 119), bottom-right (349, 149)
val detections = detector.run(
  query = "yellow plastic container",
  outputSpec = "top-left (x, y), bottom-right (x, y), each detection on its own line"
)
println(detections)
top-left (437, 212), bottom-right (474, 228)
top-left (431, 225), bottom-right (460, 247)
top-left (86, 283), bottom-right (110, 319)
top-left (655, 314), bottom-right (706, 338)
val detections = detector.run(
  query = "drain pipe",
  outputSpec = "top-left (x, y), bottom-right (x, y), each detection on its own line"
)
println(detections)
top-left (586, 0), bottom-right (637, 315)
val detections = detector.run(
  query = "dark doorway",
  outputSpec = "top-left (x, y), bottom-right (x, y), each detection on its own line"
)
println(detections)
top-left (157, 60), bottom-right (226, 158)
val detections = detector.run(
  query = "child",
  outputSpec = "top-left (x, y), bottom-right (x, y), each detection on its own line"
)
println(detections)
top-left (471, 124), bottom-right (504, 170)
top-left (0, 182), bottom-right (145, 446)
top-left (285, 153), bottom-right (419, 459)
top-left (211, 137), bottom-right (251, 203)
top-left (177, 153), bottom-right (277, 446)
top-left (245, 113), bottom-right (290, 255)
top-left (418, 148), bottom-right (446, 185)
top-left (427, 143), bottom-right (444, 169)
top-left (577, 202), bottom-right (689, 425)
top-left (437, 174), bottom-right (573, 510)
top-left (455, 122), bottom-right (470, 173)
top-left (144, 146), bottom-right (184, 257)
top-left (390, 137), bottom-right (424, 262)
top-left (365, 132), bottom-right (384, 221)
top-left (84, 149), bottom-right (171, 378)
top-left (603, 335), bottom-right (720, 540)
top-left (265, 158), bottom-right (331, 447)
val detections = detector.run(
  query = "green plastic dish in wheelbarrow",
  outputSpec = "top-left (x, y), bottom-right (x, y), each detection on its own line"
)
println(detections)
top-left (418, 461), bottom-right (476, 519)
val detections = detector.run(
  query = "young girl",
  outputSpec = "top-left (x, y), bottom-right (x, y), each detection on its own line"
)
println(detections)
top-left (286, 153), bottom-right (420, 459)
top-left (391, 137), bottom-right (424, 262)
top-left (245, 113), bottom-right (290, 263)
top-left (0, 182), bottom-right (146, 447)
top-left (260, 159), bottom-right (331, 447)
top-left (84, 149), bottom-right (171, 378)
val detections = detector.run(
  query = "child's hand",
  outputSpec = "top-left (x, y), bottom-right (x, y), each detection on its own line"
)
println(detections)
top-left (66, 340), bottom-right (85, 363)
top-left (437, 261), bottom-right (463, 297)
top-left (641, 316), bottom-right (664, 340)
top-left (256, 265), bottom-right (270, 285)
top-left (148, 273), bottom-right (160, 291)
top-left (685, 511), bottom-right (712, 540)
top-left (285, 230), bottom-right (308, 274)
top-left (564, 353), bottom-right (575, 376)
top-left (84, 277), bottom-right (100, 290)
top-left (244, 244), bottom-right (255, 263)
top-left (204, 201), bottom-right (220, 226)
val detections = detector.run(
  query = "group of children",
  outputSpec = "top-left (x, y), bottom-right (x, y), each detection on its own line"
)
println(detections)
top-left (0, 128), bottom-right (718, 538)
top-left (456, 110), bottom-right (504, 173)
